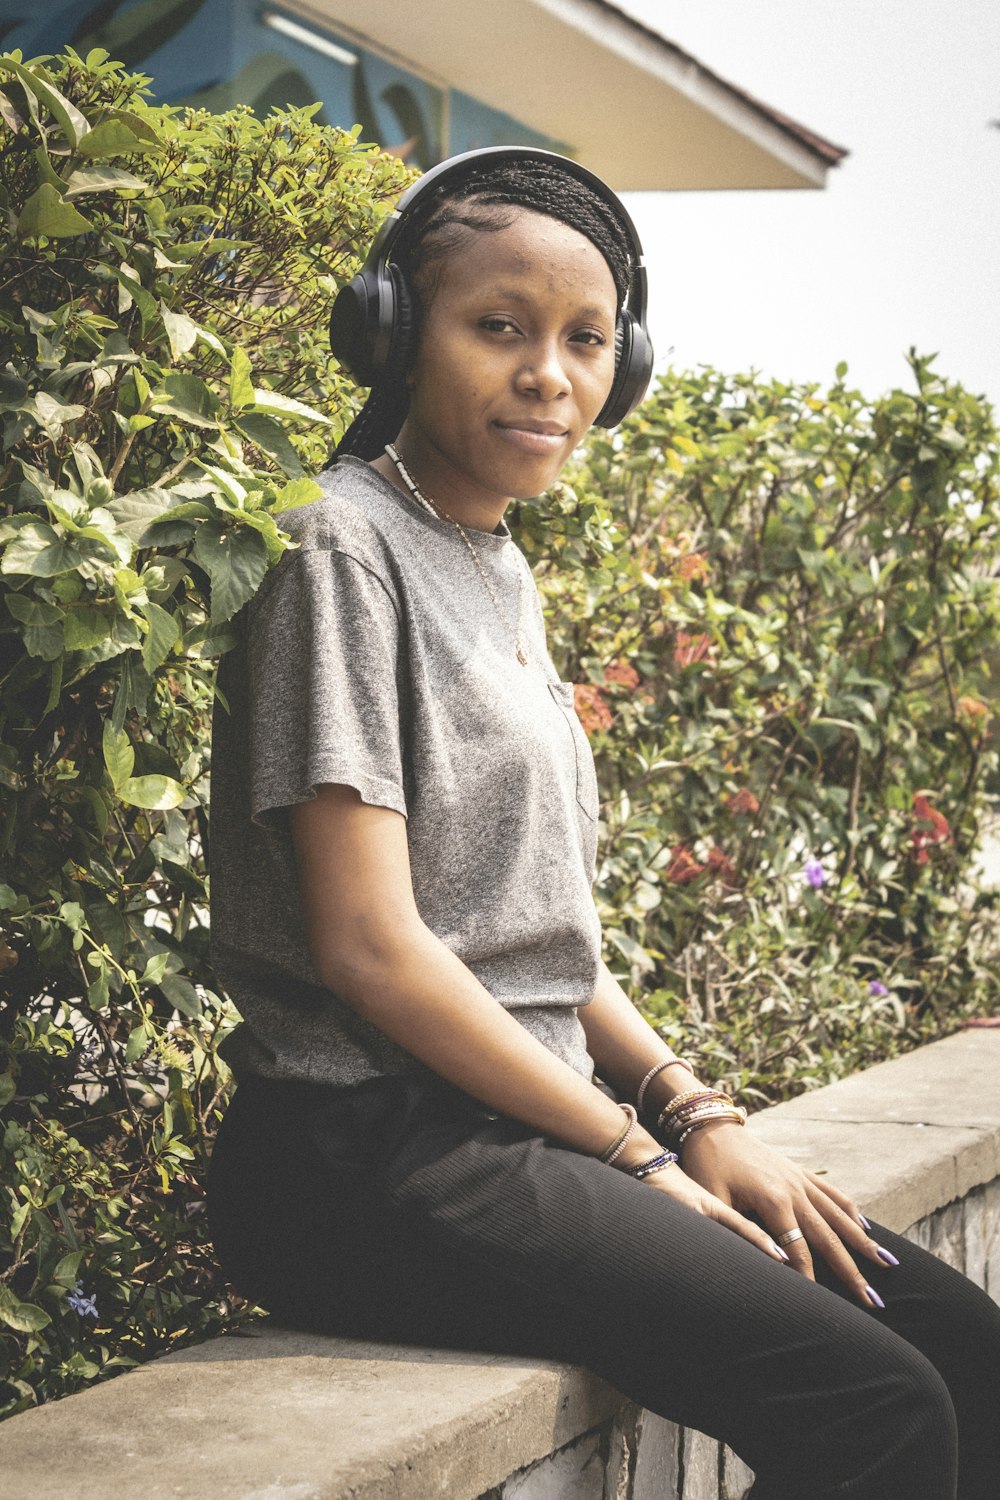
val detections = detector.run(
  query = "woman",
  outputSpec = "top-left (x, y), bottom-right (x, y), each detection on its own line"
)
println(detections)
top-left (207, 148), bottom-right (1000, 1499)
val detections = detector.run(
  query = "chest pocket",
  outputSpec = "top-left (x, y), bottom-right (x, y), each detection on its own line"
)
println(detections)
top-left (548, 682), bottom-right (599, 823)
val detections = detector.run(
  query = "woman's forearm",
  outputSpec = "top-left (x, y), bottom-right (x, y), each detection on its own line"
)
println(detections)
top-left (321, 923), bottom-right (663, 1165)
top-left (580, 960), bottom-right (713, 1115)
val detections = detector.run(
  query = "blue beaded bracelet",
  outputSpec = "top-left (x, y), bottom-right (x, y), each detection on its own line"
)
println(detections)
top-left (625, 1150), bottom-right (679, 1180)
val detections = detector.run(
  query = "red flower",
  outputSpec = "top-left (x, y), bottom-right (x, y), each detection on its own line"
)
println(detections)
top-left (665, 845), bottom-right (706, 884)
top-left (677, 552), bottom-right (710, 583)
top-left (673, 631), bottom-right (715, 669)
top-left (706, 845), bottom-right (737, 884)
top-left (910, 793), bottom-right (951, 864)
top-left (573, 683), bottom-right (613, 735)
top-left (725, 789), bottom-right (759, 816)
top-left (957, 696), bottom-right (990, 733)
top-left (603, 659), bottom-right (641, 691)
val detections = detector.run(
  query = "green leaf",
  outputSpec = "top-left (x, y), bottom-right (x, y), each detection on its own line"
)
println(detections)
top-left (235, 414), bottom-right (304, 479)
top-left (273, 477), bottom-right (322, 512)
top-left (4, 591), bottom-right (64, 657)
top-left (160, 304), bottom-right (198, 361)
top-left (153, 373), bottom-right (219, 429)
top-left (140, 601), bottom-right (179, 673)
top-left (140, 952), bottom-right (171, 986)
top-left (75, 118), bottom-right (162, 158)
top-left (118, 775), bottom-right (186, 810)
top-left (229, 347), bottom-right (254, 411)
top-left (64, 165), bottom-right (148, 197)
top-left (87, 969), bottom-right (110, 1011)
top-left (193, 521), bottom-right (269, 622)
top-left (106, 486), bottom-right (181, 545)
top-left (102, 721), bottom-right (135, 789)
top-left (0, 1073), bottom-right (16, 1110)
top-left (63, 604), bottom-right (113, 652)
top-left (0, 1286), bottom-right (50, 1334)
top-left (124, 1023), bottom-right (149, 1066)
top-left (0, 57), bottom-right (89, 146)
top-left (52, 1251), bottom-right (85, 1288)
top-left (16, 183), bottom-right (93, 240)
top-left (248, 388), bottom-right (333, 425)
top-left (1, 522), bottom-right (79, 577)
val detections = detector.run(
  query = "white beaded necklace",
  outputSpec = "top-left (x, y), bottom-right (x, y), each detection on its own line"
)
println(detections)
top-left (385, 444), bottom-right (528, 666)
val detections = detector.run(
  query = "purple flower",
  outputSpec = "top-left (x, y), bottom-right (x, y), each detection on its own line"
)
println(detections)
top-left (868, 980), bottom-right (890, 998)
top-left (67, 1282), bottom-right (98, 1319)
top-left (804, 857), bottom-right (826, 889)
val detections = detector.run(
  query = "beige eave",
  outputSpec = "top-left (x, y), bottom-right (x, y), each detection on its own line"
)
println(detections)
top-left (275, 0), bottom-right (847, 190)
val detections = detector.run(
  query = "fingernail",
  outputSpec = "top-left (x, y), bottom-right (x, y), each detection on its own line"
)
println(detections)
top-left (858, 1213), bottom-right (872, 1230)
top-left (865, 1286), bottom-right (886, 1310)
top-left (876, 1247), bottom-right (900, 1267)
top-left (772, 1244), bottom-right (790, 1262)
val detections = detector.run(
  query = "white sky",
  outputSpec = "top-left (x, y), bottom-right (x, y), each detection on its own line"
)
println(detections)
top-left (615, 1), bottom-right (1000, 411)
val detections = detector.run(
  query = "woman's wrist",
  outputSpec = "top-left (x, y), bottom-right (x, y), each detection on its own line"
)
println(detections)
top-left (641, 1062), bottom-right (713, 1116)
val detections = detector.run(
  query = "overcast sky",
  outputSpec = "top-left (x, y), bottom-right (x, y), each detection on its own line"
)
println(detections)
top-left (615, 1), bottom-right (1000, 412)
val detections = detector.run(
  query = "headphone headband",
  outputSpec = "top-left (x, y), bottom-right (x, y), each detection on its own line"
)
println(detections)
top-left (329, 145), bottom-right (653, 428)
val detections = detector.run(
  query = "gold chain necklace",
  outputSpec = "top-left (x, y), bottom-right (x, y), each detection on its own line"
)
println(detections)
top-left (384, 444), bottom-right (528, 666)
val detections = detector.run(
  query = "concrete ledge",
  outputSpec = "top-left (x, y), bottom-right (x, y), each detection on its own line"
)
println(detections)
top-left (747, 1027), bottom-right (1000, 1228)
top-left (2, 1029), bottom-right (998, 1500)
top-left (2, 1332), bottom-right (620, 1500)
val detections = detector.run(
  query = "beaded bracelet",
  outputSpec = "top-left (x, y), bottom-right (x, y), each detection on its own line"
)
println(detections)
top-left (661, 1095), bottom-right (735, 1132)
top-left (657, 1088), bottom-right (731, 1133)
top-left (667, 1101), bottom-right (745, 1133)
top-left (624, 1150), bottom-right (679, 1180)
top-left (600, 1103), bottom-right (638, 1166)
top-left (635, 1057), bottom-right (694, 1116)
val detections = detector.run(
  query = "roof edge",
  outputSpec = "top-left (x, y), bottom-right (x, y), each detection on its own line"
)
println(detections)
top-left (582, 0), bottom-right (849, 167)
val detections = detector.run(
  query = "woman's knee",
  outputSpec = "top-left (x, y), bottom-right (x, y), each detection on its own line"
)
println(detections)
top-left (773, 1337), bottom-right (958, 1500)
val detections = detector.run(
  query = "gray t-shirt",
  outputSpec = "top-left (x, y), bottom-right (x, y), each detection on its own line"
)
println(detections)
top-left (209, 456), bottom-right (601, 1086)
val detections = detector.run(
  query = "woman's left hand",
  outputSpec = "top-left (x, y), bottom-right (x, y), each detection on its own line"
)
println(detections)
top-left (679, 1120), bottom-right (896, 1307)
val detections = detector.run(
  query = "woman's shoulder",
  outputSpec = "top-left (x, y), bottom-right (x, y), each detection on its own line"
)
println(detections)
top-left (277, 457), bottom-right (400, 562)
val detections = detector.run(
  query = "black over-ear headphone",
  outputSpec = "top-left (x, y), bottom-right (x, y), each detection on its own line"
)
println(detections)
top-left (329, 145), bottom-right (653, 430)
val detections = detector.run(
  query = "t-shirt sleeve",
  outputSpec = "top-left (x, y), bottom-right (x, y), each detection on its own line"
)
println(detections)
top-left (243, 546), bottom-right (407, 827)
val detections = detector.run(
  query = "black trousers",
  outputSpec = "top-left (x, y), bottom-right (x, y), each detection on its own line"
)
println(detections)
top-left (207, 1073), bottom-right (1000, 1500)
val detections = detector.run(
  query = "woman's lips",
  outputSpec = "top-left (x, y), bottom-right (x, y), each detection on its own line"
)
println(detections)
top-left (492, 422), bottom-right (570, 455)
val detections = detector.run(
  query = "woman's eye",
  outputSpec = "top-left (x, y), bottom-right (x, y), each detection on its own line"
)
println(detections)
top-left (481, 316), bottom-right (520, 334)
top-left (571, 329), bottom-right (608, 347)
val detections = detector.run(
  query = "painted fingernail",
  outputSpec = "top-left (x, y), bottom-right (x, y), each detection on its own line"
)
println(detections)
top-left (858, 1214), bottom-right (872, 1230)
top-left (876, 1247), bottom-right (900, 1267)
top-left (865, 1286), bottom-right (886, 1310)
top-left (773, 1244), bottom-right (791, 1262)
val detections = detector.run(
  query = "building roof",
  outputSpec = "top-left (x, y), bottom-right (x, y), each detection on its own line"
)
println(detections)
top-left (283, 0), bottom-right (847, 189)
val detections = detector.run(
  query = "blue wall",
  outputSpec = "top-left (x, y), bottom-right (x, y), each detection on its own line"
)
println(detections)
top-left (0, 0), bottom-right (563, 168)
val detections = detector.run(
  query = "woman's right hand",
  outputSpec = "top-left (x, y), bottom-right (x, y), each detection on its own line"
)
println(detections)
top-left (640, 1160), bottom-right (790, 1265)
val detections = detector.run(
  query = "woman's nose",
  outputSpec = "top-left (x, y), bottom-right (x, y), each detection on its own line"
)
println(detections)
top-left (515, 340), bottom-right (570, 400)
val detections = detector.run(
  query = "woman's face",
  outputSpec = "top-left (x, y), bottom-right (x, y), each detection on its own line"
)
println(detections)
top-left (398, 207), bottom-right (619, 513)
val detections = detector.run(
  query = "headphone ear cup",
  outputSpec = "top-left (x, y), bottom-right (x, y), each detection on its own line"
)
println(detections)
top-left (594, 310), bottom-right (654, 428)
top-left (385, 262), bottom-right (416, 380)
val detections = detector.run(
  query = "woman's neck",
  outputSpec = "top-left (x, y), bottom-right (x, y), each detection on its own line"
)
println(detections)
top-left (371, 430), bottom-right (511, 536)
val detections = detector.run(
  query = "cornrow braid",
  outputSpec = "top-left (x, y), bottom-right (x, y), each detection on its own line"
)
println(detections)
top-left (337, 156), bottom-right (634, 461)
top-left (397, 158), bottom-right (633, 310)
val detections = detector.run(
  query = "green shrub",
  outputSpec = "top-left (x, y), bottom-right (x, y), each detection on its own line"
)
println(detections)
top-left (0, 46), bottom-right (410, 1415)
top-left (516, 359), bottom-right (999, 1103)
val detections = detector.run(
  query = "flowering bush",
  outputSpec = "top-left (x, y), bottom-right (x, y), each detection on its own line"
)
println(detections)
top-left (516, 357), bottom-right (999, 1105)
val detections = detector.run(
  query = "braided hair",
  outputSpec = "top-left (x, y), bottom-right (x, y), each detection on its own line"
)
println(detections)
top-left (337, 156), bottom-right (635, 461)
